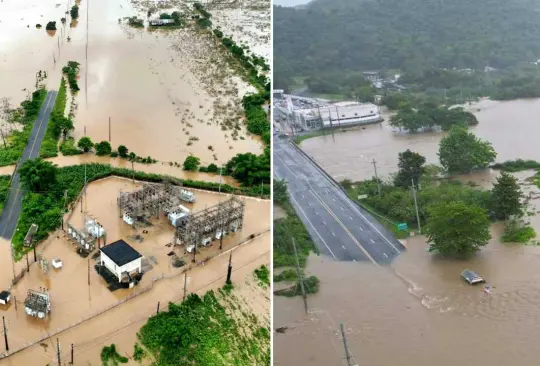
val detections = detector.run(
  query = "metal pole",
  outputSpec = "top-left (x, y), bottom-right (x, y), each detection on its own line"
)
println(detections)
top-left (292, 238), bottom-right (308, 314)
top-left (108, 117), bottom-right (111, 142)
top-left (71, 343), bottom-right (74, 364)
top-left (131, 160), bottom-right (135, 184)
top-left (57, 338), bottom-right (61, 366)
top-left (2, 316), bottom-right (8, 352)
top-left (183, 273), bottom-right (188, 301)
top-left (156, 301), bottom-right (160, 314)
top-left (372, 159), bottom-right (382, 197)
top-left (411, 178), bottom-right (421, 234)
top-left (218, 167), bottom-right (222, 193)
top-left (226, 252), bottom-right (232, 284)
top-left (26, 254), bottom-right (29, 272)
top-left (340, 323), bottom-right (352, 366)
top-left (87, 258), bottom-right (90, 286)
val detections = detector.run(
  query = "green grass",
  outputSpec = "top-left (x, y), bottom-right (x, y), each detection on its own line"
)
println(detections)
top-left (101, 344), bottom-right (128, 365)
top-left (59, 137), bottom-right (81, 155)
top-left (40, 77), bottom-right (68, 158)
top-left (0, 88), bottom-right (47, 167)
top-left (294, 130), bottom-right (330, 144)
top-left (137, 291), bottom-right (270, 365)
top-left (273, 268), bottom-right (297, 282)
top-left (501, 221), bottom-right (537, 243)
top-left (274, 276), bottom-right (320, 297)
top-left (254, 265), bottom-right (270, 287)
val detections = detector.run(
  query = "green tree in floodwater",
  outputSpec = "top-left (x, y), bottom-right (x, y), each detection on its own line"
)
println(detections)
top-left (394, 149), bottom-right (426, 188)
top-left (20, 158), bottom-right (58, 192)
top-left (95, 141), bottom-right (112, 156)
top-left (183, 156), bottom-right (201, 171)
top-left (70, 5), bottom-right (79, 20)
top-left (490, 172), bottom-right (523, 220)
top-left (426, 201), bottom-right (491, 257)
top-left (77, 136), bottom-right (94, 152)
top-left (117, 145), bottom-right (128, 158)
top-left (438, 126), bottom-right (496, 174)
top-left (45, 21), bottom-right (56, 31)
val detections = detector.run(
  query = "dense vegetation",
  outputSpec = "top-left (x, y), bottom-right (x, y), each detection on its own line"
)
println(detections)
top-left (0, 175), bottom-right (11, 214)
top-left (40, 77), bottom-right (73, 158)
top-left (225, 147), bottom-right (270, 187)
top-left (12, 162), bottom-right (269, 259)
top-left (70, 5), bottom-right (79, 20)
top-left (273, 179), bottom-right (319, 294)
top-left (62, 61), bottom-right (80, 92)
top-left (390, 105), bottom-right (478, 132)
top-left (0, 88), bottom-right (47, 166)
top-left (275, 0), bottom-right (540, 102)
top-left (45, 21), bottom-right (56, 31)
top-left (137, 291), bottom-right (270, 365)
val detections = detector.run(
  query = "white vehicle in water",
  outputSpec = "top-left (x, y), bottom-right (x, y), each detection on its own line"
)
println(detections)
top-left (179, 189), bottom-right (195, 203)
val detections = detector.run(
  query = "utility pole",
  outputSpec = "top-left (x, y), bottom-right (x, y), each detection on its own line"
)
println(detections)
top-left (26, 253), bottom-right (29, 272)
top-left (156, 301), bottom-right (160, 314)
top-left (131, 160), bottom-right (135, 184)
top-left (57, 338), bottom-right (61, 366)
top-left (340, 323), bottom-right (352, 366)
top-left (108, 117), bottom-right (111, 142)
top-left (411, 178), bottom-right (421, 234)
top-left (226, 252), bottom-right (233, 284)
top-left (84, 125), bottom-right (86, 136)
top-left (2, 316), bottom-right (8, 352)
top-left (183, 273), bottom-right (188, 301)
top-left (371, 159), bottom-right (382, 197)
top-left (71, 343), bottom-right (74, 364)
top-left (87, 258), bottom-right (90, 286)
top-left (292, 238), bottom-right (308, 314)
top-left (218, 167), bottom-right (222, 194)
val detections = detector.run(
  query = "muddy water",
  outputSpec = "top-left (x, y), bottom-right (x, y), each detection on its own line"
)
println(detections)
top-left (0, 176), bottom-right (269, 358)
top-left (302, 99), bottom-right (540, 182)
top-left (0, 0), bottom-right (263, 166)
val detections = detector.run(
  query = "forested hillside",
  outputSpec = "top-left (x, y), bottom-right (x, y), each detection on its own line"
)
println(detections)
top-left (274, 0), bottom-right (540, 90)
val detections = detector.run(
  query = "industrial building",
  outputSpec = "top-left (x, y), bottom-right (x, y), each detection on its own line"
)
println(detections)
top-left (24, 289), bottom-right (51, 319)
top-left (100, 240), bottom-right (143, 284)
top-left (292, 102), bottom-right (383, 129)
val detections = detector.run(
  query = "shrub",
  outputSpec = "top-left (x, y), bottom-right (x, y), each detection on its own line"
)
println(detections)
top-left (45, 21), bottom-right (56, 31)
top-left (95, 141), bottom-right (112, 156)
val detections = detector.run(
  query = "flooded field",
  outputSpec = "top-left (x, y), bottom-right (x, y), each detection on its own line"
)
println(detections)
top-left (301, 98), bottom-right (540, 182)
top-left (0, 0), bottom-right (266, 165)
top-left (0, 232), bottom-right (269, 365)
top-left (0, 176), bottom-right (269, 359)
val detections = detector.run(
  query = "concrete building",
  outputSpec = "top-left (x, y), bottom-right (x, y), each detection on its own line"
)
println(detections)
top-left (363, 71), bottom-right (380, 82)
top-left (293, 102), bottom-right (382, 129)
top-left (100, 240), bottom-right (142, 283)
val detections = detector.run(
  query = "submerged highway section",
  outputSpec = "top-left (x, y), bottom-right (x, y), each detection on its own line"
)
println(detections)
top-left (274, 139), bottom-right (405, 265)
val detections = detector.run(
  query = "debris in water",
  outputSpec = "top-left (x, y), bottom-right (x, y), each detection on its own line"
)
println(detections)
top-left (276, 327), bottom-right (288, 334)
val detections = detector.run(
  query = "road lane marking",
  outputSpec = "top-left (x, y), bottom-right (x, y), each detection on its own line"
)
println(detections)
top-left (322, 221), bottom-right (326, 225)
top-left (349, 216), bottom-right (353, 220)
top-left (383, 253), bottom-right (388, 258)
top-left (353, 259), bottom-right (357, 263)
top-left (340, 206), bottom-right (344, 210)
top-left (308, 189), bottom-right (378, 266)
top-left (370, 239), bottom-right (375, 244)
top-left (289, 194), bottom-right (337, 259)
top-left (332, 232), bottom-right (335, 236)
top-left (1, 92), bottom-right (54, 238)
top-left (342, 245), bottom-right (346, 249)
top-left (315, 211), bottom-right (319, 215)
top-left (359, 227), bottom-right (363, 231)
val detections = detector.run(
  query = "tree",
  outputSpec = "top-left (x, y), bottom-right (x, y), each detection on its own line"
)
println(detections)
top-left (438, 126), bottom-right (496, 174)
top-left (183, 156), bottom-right (201, 171)
top-left (118, 145), bottom-right (128, 158)
top-left (225, 148), bottom-right (270, 186)
top-left (70, 5), bottom-right (79, 20)
top-left (20, 159), bottom-right (58, 192)
top-left (490, 172), bottom-right (523, 220)
top-left (45, 21), bottom-right (57, 31)
top-left (206, 163), bottom-right (218, 173)
top-left (128, 152), bottom-right (136, 161)
top-left (426, 201), bottom-right (491, 257)
top-left (394, 150), bottom-right (426, 188)
top-left (357, 85), bottom-right (374, 103)
top-left (95, 141), bottom-right (112, 156)
top-left (57, 116), bottom-right (74, 138)
top-left (77, 137), bottom-right (94, 152)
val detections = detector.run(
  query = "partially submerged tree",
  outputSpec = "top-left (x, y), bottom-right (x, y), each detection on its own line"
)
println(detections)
top-left (117, 145), bottom-right (128, 158)
top-left (438, 126), bottom-right (496, 174)
top-left (20, 158), bottom-right (58, 192)
top-left (45, 21), bottom-right (57, 31)
top-left (490, 172), bottom-right (523, 220)
top-left (95, 141), bottom-right (112, 156)
top-left (426, 201), bottom-right (491, 257)
top-left (77, 136), bottom-right (94, 152)
top-left (183, 156), bottom-right (201, 171)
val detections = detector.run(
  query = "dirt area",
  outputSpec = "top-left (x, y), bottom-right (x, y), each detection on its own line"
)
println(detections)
top-left (0, 176), bottom-right (269, 359)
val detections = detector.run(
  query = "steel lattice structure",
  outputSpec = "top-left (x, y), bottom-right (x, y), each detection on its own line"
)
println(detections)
top-left (117, 181), bottom-right (184, 220)
top-left (174, 195), bottom-right (245, 249)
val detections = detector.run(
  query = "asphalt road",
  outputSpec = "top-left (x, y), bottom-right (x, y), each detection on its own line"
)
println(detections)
top-left (274, 139), bottom-right (405, 265)
top-left (0, 91), bottom-right (57, 240)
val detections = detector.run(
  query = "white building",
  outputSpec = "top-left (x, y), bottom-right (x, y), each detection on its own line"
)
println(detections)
top-left (100, 240), bottom-right (143, 283)
top-left (293, 102), bottom-right (382, 129)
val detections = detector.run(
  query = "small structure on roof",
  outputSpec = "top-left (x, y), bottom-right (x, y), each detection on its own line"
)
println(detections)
top-left (0, 291), bottom-right (11, 305)
top-left (24, 289), bottom-right (51, 319)
top-left (100, 240), bottom-right (143, 283)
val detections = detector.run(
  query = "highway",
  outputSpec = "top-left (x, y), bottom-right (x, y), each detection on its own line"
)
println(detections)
top-left (0, 91), bottom-right (58, 239)
top-left (274, 138), bottom-right (405, 265)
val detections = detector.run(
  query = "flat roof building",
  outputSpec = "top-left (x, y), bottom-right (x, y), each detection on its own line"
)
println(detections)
top-left (100, 240), bottom-right (142, 283)
top-left (293, 102), bottom-right (383, 129)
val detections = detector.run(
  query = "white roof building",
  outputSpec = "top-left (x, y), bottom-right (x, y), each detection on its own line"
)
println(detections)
top-left (100, 240), bottom-right (142, 283)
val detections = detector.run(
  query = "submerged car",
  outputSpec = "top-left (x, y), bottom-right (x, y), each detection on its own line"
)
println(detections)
top-left (461, 269), bottom-right (485, 285)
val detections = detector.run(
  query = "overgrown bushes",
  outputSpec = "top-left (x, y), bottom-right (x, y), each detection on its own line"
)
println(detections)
top-left (45, 21), bottom-right (56, 31)
top-left (62, 61), bottom-right (80, 92)
top-left (40, 77), bottom-right (73, 158)
top-left (0, 88), bottom-right (47, 166)
top-left (70, 5), bottom-right (79, 20)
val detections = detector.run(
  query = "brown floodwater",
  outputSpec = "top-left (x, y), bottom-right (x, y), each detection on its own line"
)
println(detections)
top-left (301, 99), bottom-right (540, 182)
top-left (0, 176), bottom-right (269, 361)
top-left (0, 0), bottom-right (263, 167)
top-left (279, 101), bottom-right (540, 365)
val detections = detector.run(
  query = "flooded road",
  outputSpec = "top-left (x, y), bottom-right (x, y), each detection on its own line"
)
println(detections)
top-left (301, 98), bottom-right (540, 182)
top-left (0, 0), bottom-right (263, 166)
top-left (279, 101), bottom-right (540, 365)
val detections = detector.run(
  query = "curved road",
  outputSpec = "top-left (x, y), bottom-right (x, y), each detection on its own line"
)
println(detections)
top-left (0, 91), bottom-right (57, 239)
top-left (274, 139), bottom-right (405, 265)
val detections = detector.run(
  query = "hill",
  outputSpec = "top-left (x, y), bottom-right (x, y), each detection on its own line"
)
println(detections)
top-left (274, 0), bottom-right (540, 90)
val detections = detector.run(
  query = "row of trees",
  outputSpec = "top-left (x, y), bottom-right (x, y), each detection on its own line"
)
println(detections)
top-left (390, 105), bottom-right (478, 132)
